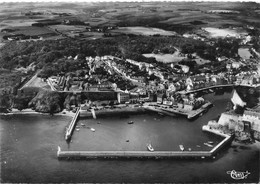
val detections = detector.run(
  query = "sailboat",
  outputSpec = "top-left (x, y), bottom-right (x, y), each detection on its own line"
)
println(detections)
top-left (179, 145), bottom-right (184, 151)
top-left (147, 143), bottom-right (154, 152)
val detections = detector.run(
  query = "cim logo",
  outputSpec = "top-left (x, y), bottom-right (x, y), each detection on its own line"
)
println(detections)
top-left (227, 170), bottom-right (250, 180)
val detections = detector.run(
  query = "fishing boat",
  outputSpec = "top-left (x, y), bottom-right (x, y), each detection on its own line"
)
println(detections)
top-left (128, 121), bottom-right (134, 124)
top-left (90, 128), bottom-right (95, 132)
top-left (179, 145), bottom-right (184, 151)
top-left (147, 144), bottom-right (154, 152)
top-left (204, 143), bottom-right (213, 147)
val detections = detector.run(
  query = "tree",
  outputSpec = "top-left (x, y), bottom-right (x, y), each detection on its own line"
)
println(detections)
top-left (0, 93), bottom-right (12, 112)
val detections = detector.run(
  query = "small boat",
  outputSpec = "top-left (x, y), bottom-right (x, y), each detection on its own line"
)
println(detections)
top-left (81, 123), bottom-right (85, 126)
top-left (90, 128), bottom-right (95, 132)
top-left (188, 148), bottom-right (192, 151)
top-left (209, 89), bottom-right (214, 93)
top-left (147, 144), bottom-right (154, 152)
top-left (179, 145), bottom-right (184, 151)
top-left (196, 145), bottom-right (201, 147)
top-left (204, 143), bottom-right (213, 147)
top-left (207, 141), bottom-right (214, 144)
top-left (76, 128), bottom-right (80, 131)
top-left (128, 121), bottom-right (134, 124)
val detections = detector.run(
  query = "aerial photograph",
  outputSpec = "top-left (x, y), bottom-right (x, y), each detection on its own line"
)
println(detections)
top-left (0, 0), bottom-right (260, 183)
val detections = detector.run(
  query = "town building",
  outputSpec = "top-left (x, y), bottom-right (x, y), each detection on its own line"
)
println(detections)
top-left (242, 109), bottom-right (260, 133)
top-left (117, 92), bottom-right (130, 104)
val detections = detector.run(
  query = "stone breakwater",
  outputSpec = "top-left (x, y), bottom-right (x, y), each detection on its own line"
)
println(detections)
top-left (57, 125), bottom-right (233, 160)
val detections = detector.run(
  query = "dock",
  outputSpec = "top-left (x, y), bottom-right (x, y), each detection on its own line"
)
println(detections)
top-left (143, 102), bottom-right (212, 119)
top-left (65, 108), bottom-right (80, 141)
top-left (187, 102), bottom-right (213, 119)
top-left (57, 125), bottom-right (233, 160)
top-left (202, 125), bottom-right (234, 155)
top-left (143, 106), bottom-right (176, 117)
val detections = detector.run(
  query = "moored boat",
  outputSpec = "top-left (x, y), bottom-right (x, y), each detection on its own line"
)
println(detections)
top-left (179, 145), bottom-right (184, 151)
top-left (147, 143), bottom-right (154, 152)
top-left (204, 142), bottom-right (213, 147)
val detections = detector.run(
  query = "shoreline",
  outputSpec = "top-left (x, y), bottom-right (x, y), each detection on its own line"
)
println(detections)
top-left (0, 108), bottom-right (75, 117)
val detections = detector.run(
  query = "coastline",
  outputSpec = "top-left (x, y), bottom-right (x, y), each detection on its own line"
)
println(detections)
top-left (0, 108), bottom-right (75, 117)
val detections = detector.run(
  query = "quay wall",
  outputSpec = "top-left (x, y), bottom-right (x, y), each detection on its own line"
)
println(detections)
top-left (79, 107), bottom-right (146, 118)
top-left (202, 125), bottom-right (233, 155)
top-left (57, 149), bottom-right (212, 159)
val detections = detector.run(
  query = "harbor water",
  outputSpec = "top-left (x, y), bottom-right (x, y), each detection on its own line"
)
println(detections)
top-left (0, 91), bottom-right (259, 183)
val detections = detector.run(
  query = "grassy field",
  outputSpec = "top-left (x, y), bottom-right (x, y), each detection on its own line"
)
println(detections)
top-left (112, 26), bottom-right (176, 36)
top-left (202, 27), bottom-right (247, 38)
top-left (143, 52), bottom-right (185, 63)
top-left (6, 26), bottom-right (55, 36)
top-left (0, 2), bottom-right (259, 40)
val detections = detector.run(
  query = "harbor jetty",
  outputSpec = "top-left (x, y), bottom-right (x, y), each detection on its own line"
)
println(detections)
top-left (202, 125), bottom-right (234, 155)
top-left (57, 125), bottom-right (233, 160)
top-left (65, 107), bottom-right (80, 141)
top-left (57, 147), bottom-right (212, 159)
top-left (143, 102), bottom-right (213, 119)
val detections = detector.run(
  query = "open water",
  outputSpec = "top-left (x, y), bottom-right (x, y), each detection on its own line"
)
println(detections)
top-left (0, 91), bottom-right (259, 183)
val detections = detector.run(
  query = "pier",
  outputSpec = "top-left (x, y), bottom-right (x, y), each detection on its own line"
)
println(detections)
top-left (65, 108), bottom-right (80, 141)
top-left (57, 147), bottom-right (212, 159)
top-left (143, 102), bottom-right (212, 119)
top-left (57, 125), bottom-right (233, 160)
top-left (202, 125), bottom-right (234, 155)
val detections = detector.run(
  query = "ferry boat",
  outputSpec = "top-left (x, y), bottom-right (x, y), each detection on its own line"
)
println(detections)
top-left (147, 144), bottom-right (154, 152)
top-left (179, 145), bottom-right (184, 151)
top-left (204, 143), bottom-right (213, 147)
